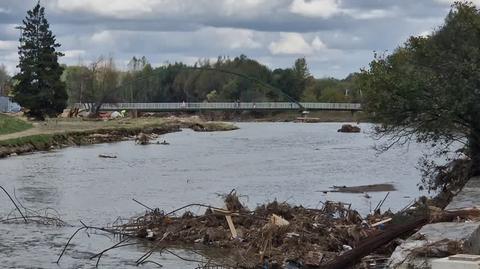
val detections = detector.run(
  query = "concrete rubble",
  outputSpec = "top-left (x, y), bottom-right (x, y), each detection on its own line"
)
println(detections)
top-left (389, 177), bottom-right (480, 269)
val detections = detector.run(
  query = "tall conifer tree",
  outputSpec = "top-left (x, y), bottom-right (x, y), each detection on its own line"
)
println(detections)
top-left (13, 2), bottom-right (67, 119)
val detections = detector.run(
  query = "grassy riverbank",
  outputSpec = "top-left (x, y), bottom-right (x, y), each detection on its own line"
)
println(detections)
top-left (0, 116), bottom-right (237, 157)
top-left (0, 114), bottom-right (32, 135)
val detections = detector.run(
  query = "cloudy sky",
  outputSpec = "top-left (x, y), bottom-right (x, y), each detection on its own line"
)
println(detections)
top-left (0, 0), bottom-right (470, 78)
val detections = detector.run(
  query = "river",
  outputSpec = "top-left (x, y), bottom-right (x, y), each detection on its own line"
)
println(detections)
top-left (0, 122), bottom-right (434, 268)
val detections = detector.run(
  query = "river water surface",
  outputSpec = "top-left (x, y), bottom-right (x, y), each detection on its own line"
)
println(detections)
top-left (0, 123), bottom-right (434, 268)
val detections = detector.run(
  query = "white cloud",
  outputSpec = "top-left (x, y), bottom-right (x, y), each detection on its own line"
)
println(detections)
top-left (290, 0), bottom-right (392, 20)
top-left (52, 0), bottom-right (279, 20)
top-left (63, 50), bottom-right (86, 59)
top-left (220, 0), bottom-right (271, 17)
top-left (4, 51), bottom-right (17, 62)
top-left (269, 33), bottom-right (327, 55)
top-left (311, 36), bottom-right (326, 50)
top-left (289, 0), bottom-right (341, 18)
top-left (0, 8), bottom-right (11, 14)
top-left (434, 0), bottom-right (480, 5)
top-left (344, 9), bottom-right (392, 20)
top-left (54, 0), bottom-right (155, 18)
top-left (209, 28), bottom-right (262, 49)
top-left (0, 40), bottom-right (17, 51)
top-left (418, 30), bottom-right (430, 37)
top-left (90, 31), bottom-right (114, 45)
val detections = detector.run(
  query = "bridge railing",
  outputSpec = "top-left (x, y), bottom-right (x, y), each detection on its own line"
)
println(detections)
top-left (301, 102), bottom-right (361, 110)
top-left (75, 102), bottom-right (361, 111)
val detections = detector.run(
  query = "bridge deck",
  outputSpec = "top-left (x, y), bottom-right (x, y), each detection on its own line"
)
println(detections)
top-left (77, 102), bottom-right (361, 111)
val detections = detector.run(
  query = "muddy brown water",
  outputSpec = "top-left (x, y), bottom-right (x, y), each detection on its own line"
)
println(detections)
top-left (0, 122), bottom-right (442, 268)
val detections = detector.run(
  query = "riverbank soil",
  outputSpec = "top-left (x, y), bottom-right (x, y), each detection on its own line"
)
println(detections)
top-left (0, 116), bottom-right (237, 158)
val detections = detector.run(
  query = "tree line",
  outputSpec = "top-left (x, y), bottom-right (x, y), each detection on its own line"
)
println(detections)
top-left (62, 55), bottom-right (362, 108)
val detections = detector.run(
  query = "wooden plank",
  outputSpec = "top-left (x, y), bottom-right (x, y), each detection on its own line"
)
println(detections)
top-left (213, 207), bottom-right (239, 239)
top-left (225, 215), bottom-right (238, 239)
top-left (371, 218), bottom-right (392, 227)
top-left (271, 214), bottom-right (290, 226)
top-left (211, 208), bottom-right (240, 216)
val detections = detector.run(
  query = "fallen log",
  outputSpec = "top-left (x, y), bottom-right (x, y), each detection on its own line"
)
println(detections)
top-left (318, 217), bottom-right (428, 269)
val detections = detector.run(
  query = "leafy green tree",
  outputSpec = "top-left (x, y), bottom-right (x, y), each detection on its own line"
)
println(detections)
top-left (206, 90), bottom-right (219, 102)
top-left (13, 2), bottom-right (67, 119)
top-left (359, 2), bottom-right (480, 177)
top-left (301, 77), bottom-right (357, 103)
top-left (272, 68), bottom-right (297, 101)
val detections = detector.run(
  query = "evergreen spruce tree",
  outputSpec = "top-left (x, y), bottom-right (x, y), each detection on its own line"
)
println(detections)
top-left (13, 2), bottom-right (67, 119)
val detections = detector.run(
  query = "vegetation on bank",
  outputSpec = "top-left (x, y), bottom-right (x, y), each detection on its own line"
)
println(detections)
top-left (0, 114), bottom-right (32, 135)
top-left (360, 2), bottom-right (480, 189)
top-left (0, 134), bottom-right (53, 147)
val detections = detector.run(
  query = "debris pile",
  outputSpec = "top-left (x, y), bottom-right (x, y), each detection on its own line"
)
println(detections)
top-left (54, 187), bottom-right (480, 268)
top-left (112, 192), bottom-right (395, 268)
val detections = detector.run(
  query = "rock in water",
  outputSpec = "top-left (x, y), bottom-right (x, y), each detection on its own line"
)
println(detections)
top-left (338, 124), bottom-right (361, 133)
top-left (135, 133), bottom-right (150, 145)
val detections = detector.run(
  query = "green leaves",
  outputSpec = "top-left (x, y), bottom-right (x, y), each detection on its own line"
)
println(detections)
top-left (360, 2), bottom-right (480, 178)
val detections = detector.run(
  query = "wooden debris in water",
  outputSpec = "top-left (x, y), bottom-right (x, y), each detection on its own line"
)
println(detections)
top-left (98, 154), bottom-right (117, 159)
top-left (331, 183), bottom-right (396, 193)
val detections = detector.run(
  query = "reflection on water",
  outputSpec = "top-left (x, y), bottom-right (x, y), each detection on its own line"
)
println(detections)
top-left (0, 122), bottom-right (435, 268)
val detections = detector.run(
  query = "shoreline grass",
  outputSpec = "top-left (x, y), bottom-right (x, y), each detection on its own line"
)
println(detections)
top-left (0, 114), bottom-right (32, 135)
top-left (0, 134), bottom-right (54, 147)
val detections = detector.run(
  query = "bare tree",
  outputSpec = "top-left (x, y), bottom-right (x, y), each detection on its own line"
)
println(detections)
top-left (89, 56), bottom-right (120, 115)
top-left (0, 64), bottom-right (10, 96)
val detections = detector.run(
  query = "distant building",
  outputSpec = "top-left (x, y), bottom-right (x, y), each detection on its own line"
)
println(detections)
top-left (0, 96), bottom-right (21, 113)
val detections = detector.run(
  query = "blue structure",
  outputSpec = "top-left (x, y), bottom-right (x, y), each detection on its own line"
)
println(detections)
top-left (0, 96), bottom-right (21, 113)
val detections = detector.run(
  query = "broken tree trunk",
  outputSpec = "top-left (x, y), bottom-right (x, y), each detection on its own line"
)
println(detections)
top-left (318, 217), bottom-right (428, 269)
